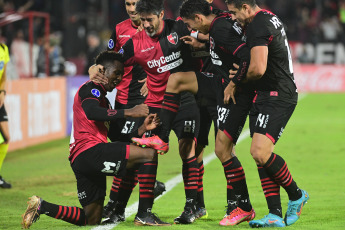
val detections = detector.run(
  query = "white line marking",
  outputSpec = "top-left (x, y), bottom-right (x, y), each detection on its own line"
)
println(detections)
top-left (92, 94), bottom-right (307, 230)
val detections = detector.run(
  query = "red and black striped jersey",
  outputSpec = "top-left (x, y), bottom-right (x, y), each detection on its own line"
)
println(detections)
top-left (108, 19), bottom-right (146, 105)
top-left (120, 19), bottom-right (198, 108)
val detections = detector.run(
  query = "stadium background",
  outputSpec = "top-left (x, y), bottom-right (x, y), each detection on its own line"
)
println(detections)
top-left (0, 0), bottom-right (345, 229)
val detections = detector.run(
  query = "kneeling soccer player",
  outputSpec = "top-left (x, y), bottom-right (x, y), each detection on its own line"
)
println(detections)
top-left (21, 51), bottom-right (170, 228)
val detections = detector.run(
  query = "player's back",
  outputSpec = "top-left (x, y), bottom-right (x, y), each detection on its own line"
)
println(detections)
top-left (246, 10), bottom-right (297, 103)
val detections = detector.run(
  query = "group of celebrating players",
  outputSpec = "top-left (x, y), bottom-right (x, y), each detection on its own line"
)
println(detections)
top-left (21, 0), bottom-right (309, 228)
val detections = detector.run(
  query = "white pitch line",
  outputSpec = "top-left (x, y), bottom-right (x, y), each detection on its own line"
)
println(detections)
top-left (92, 94), bottom-right (307, 230)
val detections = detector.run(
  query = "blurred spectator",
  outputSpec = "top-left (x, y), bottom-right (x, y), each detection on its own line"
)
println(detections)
top-left (83, 31), bottom-right (103, 75)
top-left (320, 15), bottom-right (342, 42)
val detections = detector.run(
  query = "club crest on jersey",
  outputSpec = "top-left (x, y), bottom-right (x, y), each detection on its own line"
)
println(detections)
top-left (167, 32), bottom-right (178, 45)
top-left (91, 88), bottom-right (101, 98)
top-left (108, 39), bottom-right (115, 49)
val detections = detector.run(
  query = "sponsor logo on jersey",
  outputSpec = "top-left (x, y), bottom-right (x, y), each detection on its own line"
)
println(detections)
top-left (119, 35), bottom-right (130, 38)
top-left (147, 51), bottom-right (182, 73)
top-left (0, 61), bottom-right (4, 70)
top-left (141, 46), bottom-right (155, 53)
top-left (167, 32), bottom-right (178, 45)
top-left (91, 88), bottom-right (101, 97)
top-left (108, 39), bottom-right (115, 49)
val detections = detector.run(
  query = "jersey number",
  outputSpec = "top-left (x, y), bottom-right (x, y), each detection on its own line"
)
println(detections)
top-left (284, 39), bottom-right (293, 74)
top-left (101, 161), bottom-right (116, 173)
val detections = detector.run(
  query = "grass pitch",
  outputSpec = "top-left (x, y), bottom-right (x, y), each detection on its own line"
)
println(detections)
top-left (0, 93), bottom-right (345, 229)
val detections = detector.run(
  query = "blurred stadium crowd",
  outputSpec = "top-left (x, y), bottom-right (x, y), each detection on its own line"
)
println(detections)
top-left (0, 0), bottom-right (344, 78)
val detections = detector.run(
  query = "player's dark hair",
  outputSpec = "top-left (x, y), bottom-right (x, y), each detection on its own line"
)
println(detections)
top-left (225, 0), bottom-right (257, 9)
top-left (136, 0), bottom-right (164, 16)
top-left (180, 0), bottom-right (212, 19)
top-left (95, 51), bottom-right (123, 66)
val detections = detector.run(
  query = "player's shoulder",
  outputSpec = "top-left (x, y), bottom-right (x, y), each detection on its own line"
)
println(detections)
top-left (79, 81), bottom-right (105, 99)
top-left (0, 43), bottom-right (8, 52)
top-left (250, 10), bottom-right (277, 27)
top-left (212, 13), bottom-right (242, 36)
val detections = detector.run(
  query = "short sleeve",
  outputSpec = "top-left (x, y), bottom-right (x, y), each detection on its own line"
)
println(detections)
top-left (246, 15), bottom-right (271, 49)
top-left (120, 38), bottom-right (135, 66)
top-left (107, 28), bottom-right (117, 51)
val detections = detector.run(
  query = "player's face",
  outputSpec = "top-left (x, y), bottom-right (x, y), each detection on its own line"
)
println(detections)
top-left (227, 3), bottom-right (250, 27)
top-left (182, 15), bottom-right (209, 35)
top-left (140, 11), bottom-right (164, 37)
top-left (206, 0), bottom-right (213, 3)
top-left (105, 61), bottom-right (124, 91)
top-left (125, 0), bottom-right (140, 23)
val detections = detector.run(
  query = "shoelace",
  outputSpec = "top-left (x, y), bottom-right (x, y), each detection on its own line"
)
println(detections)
top-left (286, 202), bottom-right (299, 215)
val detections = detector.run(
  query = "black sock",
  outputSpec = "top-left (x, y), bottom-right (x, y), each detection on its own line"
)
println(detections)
top-left (116, 169), bottom-right (138, 211)
top-left (137, 161), bottom-right (157, 213)
top-left (263, 153), bottom-right (302, 201)
top-left (40, 200), bottom-right (87, 226)
top-left (196, 161), bottom-right (205, 208)
top-left (159, 92), bottom-right (180, 142)
top-left (223, 157), bottom-right (252, 212)
top-left (182, 156), bottom-right (199, 209)
top-left (257, 165), bottom-right (282, 217)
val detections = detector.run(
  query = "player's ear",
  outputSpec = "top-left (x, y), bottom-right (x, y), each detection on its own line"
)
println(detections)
top-left (159, 10), bottom-right (164, 19)
top-left (195, 14), bottom-right (202, 23)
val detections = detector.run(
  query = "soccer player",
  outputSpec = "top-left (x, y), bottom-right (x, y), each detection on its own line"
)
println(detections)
top-left (21, 51), bottom-right (170, 228)
top-left (226, 0), bottom-right (309, 227)
top-left (100, 0), bottom-right (166, 223)
top-left (134, 0), bottom-right (256, 226)
top-left (90, 0), bottom-right (202, 224)
top-left (0, 43), bottom-right (11, 189)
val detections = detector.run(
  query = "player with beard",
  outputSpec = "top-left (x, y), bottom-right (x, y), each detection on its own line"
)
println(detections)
top-left (90, 0), bottom-right (201, 225)
top-left (226, 0), bottom-right (309, 228)
top-left (133, 0), bottom-right (256, 226)
top-left (100, 0), bottom-right (166, 224)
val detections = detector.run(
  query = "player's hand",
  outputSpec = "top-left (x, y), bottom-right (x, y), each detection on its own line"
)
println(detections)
top-left (89, 64), bottom-right (108, 85)
top-left (144, 113), bottom-right (160, 131)
top-left (197, 33), bottom-right (209, 41)
top-left (127, 104), bottom-right (149, 117)
top-left (224, 81), bottom-right (236, 104)
top-left (137, 24), bottom-right (144, 32)
top-left (139, 78), bottom-right (148, 97)
top-left (180, 36), bottom-right (205, 50)
top-left (0, 93), bottom-right (5, 108)
top-left (229, 63), bottom-right (239, 79)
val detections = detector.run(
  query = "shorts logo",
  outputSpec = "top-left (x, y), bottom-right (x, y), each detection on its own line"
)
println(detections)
top-left (91, 88), bottom-right (101, 97)
top-left (184, 120), bottom-right (195, 133)
top-left (108, 39), bottom-right (115, 49)
top-left (78, 191), bottom-right (87, 200)
top-left (101, 161), bottom-right (122, 174)
top-left (256, 113), bottom-right (269, 128)
top-left (121, 121), bottom-right (135, 134)
top-left (270, 91), bottom-right (278, 96)
top-left (167, 32), bottom-right (178, 45)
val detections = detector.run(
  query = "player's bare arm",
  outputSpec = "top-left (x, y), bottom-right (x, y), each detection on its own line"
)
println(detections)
top-left (247, 46), bottom-right (268, 80)
top-left (180, 35), bottom-right (205, 50)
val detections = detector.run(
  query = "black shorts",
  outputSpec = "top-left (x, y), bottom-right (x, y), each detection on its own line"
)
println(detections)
top-left (148, 103), bottom-right (200, 141)
top-left (196, 72), bottom-right (255, 144)
top-left (71, 142), bottom-right (129, 207)
top-left (0, 105), bottom-right (8, 122)
top-left (249, 100), bottom-right (296, 144)
top-left (108, 101), bottom-right (145, 142)
top-left (197, 104), bottom-right (218, 146)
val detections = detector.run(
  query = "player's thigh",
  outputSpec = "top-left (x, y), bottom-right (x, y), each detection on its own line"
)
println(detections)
top-left (218, 92), bottom-right (254, 145)
top-left (168, 71), bottom-right (199, 94)
top-left (127, 144), bottom-right (157, 168)
top-left (249, 100), bottom-right (296, 145)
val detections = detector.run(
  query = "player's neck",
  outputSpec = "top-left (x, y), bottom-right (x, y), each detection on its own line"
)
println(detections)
top-left (206, 14), bottom-right (217, 26)
top-left (131, 19), bottom-right (141, 27)
top-left (248, 6), bottom-right (261, 23)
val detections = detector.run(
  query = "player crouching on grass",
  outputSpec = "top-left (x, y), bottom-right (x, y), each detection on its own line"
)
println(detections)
top-left (21, 51), bottom-right (170, 228)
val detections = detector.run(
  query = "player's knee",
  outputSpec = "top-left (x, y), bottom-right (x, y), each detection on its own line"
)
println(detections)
top-left (167, 73), bottom-right (183, 93)
top-left (250, 145), bottom-right (267, 165)
top-left (142, 148), bottom-right (157, 161)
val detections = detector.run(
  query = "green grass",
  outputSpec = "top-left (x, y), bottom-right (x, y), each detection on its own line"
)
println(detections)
top-left (1, 93), bottom-right (345, 229)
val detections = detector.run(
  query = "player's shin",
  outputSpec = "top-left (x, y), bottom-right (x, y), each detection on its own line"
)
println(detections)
top-left (137, 161), bottom-right (157, 215)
